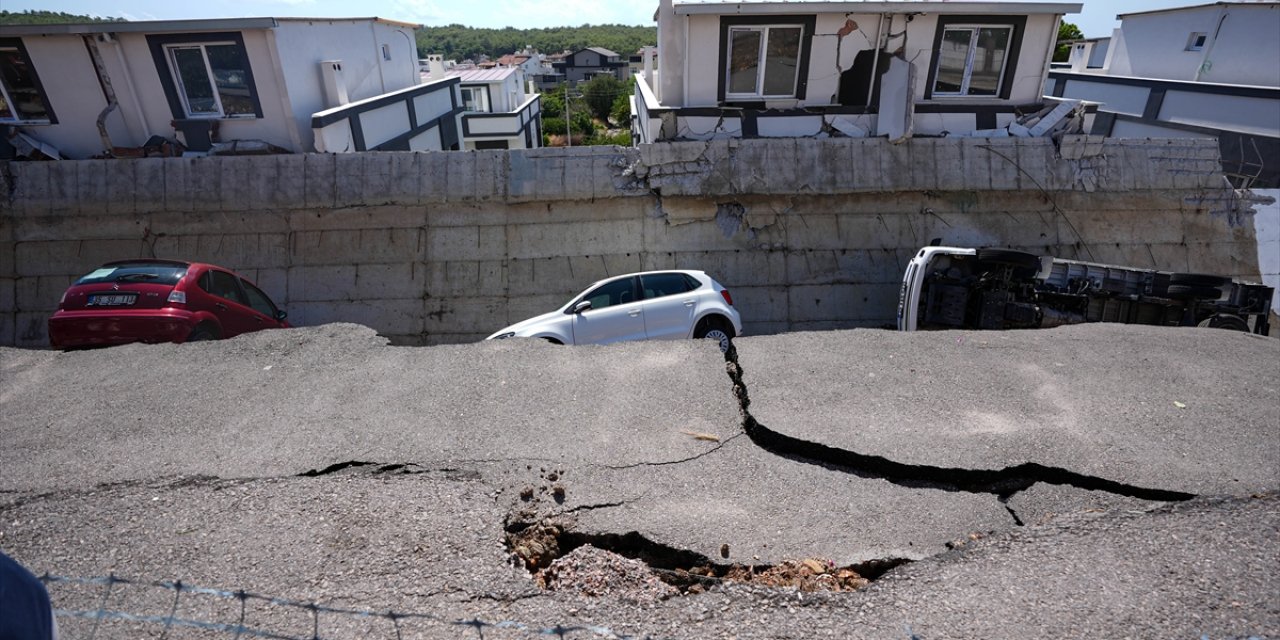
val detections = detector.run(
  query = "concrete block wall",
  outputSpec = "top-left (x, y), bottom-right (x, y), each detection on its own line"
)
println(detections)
top-left (0, 136), bottom-right (1266, 347)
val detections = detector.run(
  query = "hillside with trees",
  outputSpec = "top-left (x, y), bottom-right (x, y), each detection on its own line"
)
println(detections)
top-left (0, 14), bottom-right (652, 61)
top-left (416, 24), bottom-right (655, 61)
top-left (0, 10), bottom-right (123, 24)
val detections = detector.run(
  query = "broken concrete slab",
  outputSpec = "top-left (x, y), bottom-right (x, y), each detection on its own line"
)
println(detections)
top-left (0, 324), bottom-right (739, 494)
top-left (1003, 482), bottom-right (1162, 528)
top-left (560, 436), bottom-right (1010, 566)
top-left (733, 324), bottom-right (1279, 497)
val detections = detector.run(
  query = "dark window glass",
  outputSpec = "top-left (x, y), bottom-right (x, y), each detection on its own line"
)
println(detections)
top-left (933, 26), bottom-right (1011, 96)
top-left (969, 27), bottom-right (1010, 96)
top-left (240, 279), bottom-right (277, 317)
top-left (641, 273), bottom-right (696, 299)
top-left (75, 263), bottom-right (187, 285)
top-left (207, 44), bottom-right (254, 115)
top-left (171, 47), bottom-right (218, 115)
top-left (206, 270), bottom-right (248, 305)
top-left (168, 42), bottom-right (254, 117)
top-left (727, 29), bottom-right (762, 94)
top-left (461, 87), bottom-right (487, 112)
top-left (583, 277), bottom-right (637, 310)
top-left (762, 27), bottom-right (802, 95)
top-left (727, 26), bottom-right (802, 97)
top-left (0, 45), bottom-right (49, 121)
top-left (934, 28), bottom-right (973, 94)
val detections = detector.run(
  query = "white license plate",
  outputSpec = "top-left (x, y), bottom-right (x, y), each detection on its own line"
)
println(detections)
top-left (90, 294), bottom-right (137, 306)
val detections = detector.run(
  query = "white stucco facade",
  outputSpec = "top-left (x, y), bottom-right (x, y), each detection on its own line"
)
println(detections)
top-left (656, 1), bottom-right (1072, 109)
top-left (640, 0), bottom-right (1080, 142)
top-left (670, 10), bottom-right (1062, 109)
top-left (269, 19), bottom-right (420, 152)
top-left (1048, 2), bottom-right (1280, 188)
top-left (0, 17), bottom-right (421, 158)
top-left (1104, 3), bottom-right (1280, 86)
top-left (449, 68), bottom-right (542, 150)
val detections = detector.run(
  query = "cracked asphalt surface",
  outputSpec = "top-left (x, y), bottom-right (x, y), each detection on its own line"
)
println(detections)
top-left (1, 322), bottom-right (1277, 638)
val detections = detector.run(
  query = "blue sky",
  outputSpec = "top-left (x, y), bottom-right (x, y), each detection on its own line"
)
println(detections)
top-left (6, 0), bottom-right (1192, 37)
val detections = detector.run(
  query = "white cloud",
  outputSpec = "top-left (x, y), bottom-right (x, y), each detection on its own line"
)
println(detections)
top-left (390, 0), bottom-right (445, 24)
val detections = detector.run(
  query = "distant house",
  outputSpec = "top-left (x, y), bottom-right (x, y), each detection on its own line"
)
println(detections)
top-left (430, 60), bottom-right (542, 150)
top-left (633, 0), bottom-right (1082, 143)
top-left (492, 48), bottom-right (546, 78)
top-left (1060, 36), bottom-right (1111, 71)
top-left (0, 17), bottom-right (463, 158)
top-left (530, 71), bottom-right (567, 93)
top-left (1048, 1), bottom-right (1280, 187)
top-left (552, 47), bottom-right (627, 86)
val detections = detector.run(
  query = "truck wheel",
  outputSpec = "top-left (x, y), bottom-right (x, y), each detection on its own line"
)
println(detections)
top-left (1205, 314), bottom-right (1249, 332)
top-left (977, 249), bottom-right (1041, 271)
top-left (1167, 284), bottom-right (1222, 300)
top-left (1170, 272), bottom-right (1229, 287)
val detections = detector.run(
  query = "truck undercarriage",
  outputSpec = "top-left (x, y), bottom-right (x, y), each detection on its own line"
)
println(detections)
top-left (905, 248), bottom-right (1273, 336)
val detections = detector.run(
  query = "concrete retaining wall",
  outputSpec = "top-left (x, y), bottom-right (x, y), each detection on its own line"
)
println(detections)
top-left (0, 136), bottom-right (1268, 347)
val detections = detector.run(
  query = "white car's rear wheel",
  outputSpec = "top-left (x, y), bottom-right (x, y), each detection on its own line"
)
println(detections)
top-left (694, 318), bottom-right (734, 353)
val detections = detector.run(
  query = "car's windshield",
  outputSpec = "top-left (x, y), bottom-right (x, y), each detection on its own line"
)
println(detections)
top-left (75, 263), bottom-right (187, 285)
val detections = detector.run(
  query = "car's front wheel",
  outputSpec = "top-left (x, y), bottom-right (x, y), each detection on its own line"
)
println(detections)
top-left (187, 325), bottom-right (219, 342)
top-left (694, 317), bottom-right (735, 353)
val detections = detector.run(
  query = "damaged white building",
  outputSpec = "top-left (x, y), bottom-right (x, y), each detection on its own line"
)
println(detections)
top-left (632, 0), bottom-right (1086, 143)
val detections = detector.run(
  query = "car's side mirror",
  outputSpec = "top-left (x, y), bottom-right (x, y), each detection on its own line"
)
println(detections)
top-left (276, 309), bottom-right (288, 321)
top-left (572, 300), bottom-right (592, 314)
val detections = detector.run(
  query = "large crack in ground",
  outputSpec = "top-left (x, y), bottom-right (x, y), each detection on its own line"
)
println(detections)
top-left (298, 342), bottom-right (1197, 599)
top-left (295, 459), bottom-right (903, 595)
top-left (722, 344), bottom-right (1196, 506)
top-left (503, 515), bottom-right (906, 596)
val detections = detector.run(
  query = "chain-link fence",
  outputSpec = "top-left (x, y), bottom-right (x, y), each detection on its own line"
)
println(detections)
top-left (40, 573), bottom-right (653, 640)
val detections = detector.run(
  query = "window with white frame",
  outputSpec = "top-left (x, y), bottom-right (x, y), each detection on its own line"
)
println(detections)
top-left (932, 25), bottom-right (1013, 97)
top-left (460, 86), bottom-right (490, 112)
top-left (0, 41), bottom-right (52, 123)
top-left (1186, 32), bottom-right (1207, 51)
top-left (164, 41), bottom-right (256, 117)
top-left (725, 24), bottom-right (804, 99)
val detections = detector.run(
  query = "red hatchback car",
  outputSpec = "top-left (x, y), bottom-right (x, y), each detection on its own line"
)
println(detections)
top-left (48, 259), bottom-right (290, 349)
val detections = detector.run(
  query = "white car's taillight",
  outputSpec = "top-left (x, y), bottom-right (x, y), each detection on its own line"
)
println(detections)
top-left (721, 290), bottom-right (734, 306)
top-left (167, 290), bottom-right (187, 304)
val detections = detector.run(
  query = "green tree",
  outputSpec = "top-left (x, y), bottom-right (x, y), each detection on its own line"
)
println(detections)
top-left (1053, 21), bottom-right (1084, 63)
top-left (541, 88), bottom-right (566, 119)
top-left (541, 84), bottom-right (596, 144)
top-left (609, 92), bottom-right (631, 128)
top-left (581, 75), bottom-right (626, 124)
top-left (587, 130), bottom-right (632, 147)
top-left (416, 24), bottom-right (655, 61)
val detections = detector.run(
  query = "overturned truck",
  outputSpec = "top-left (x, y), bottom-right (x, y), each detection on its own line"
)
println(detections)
top-left (898, 246), bottom-right (1273, 336)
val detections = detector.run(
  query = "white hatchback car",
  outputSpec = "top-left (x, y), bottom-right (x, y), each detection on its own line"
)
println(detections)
top-left (487, 270), bottom-right (743, 351)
